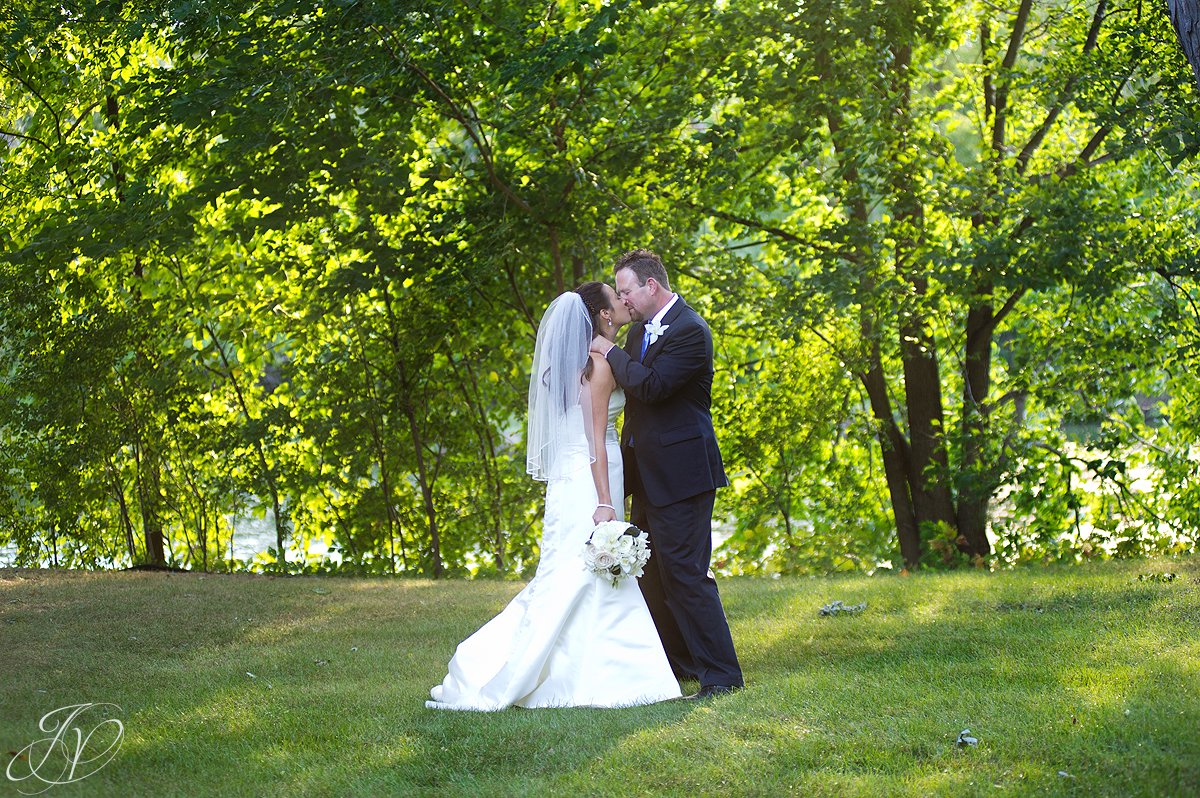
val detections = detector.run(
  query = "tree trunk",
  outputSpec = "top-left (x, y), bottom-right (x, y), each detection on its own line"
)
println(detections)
top-left (378, 276), bottom-right (416, 572)
top-left (957, 301), bottom-right (995, 557)
top-left (397, 357), bottom-right (443, 578)
top-left (836, 177), bottom-right (924, 565)
top-left (571, 253), bottom-right (585, 286)
top-left (348, 302), bottom-right (404, 573)
top-left (819, 7), bottom-right (928, 568)
top-left (453, 357), bottom-right (506, 571)
top-left (890, 40), bottom-right (959, 542)
top-left (107, 92), bottom-right (166, 567)
top-left (549, 226), bottom-right (565, 294)
top-left (860, 346), bottom-right (923, 569)
top-left (137, 444), bottom-right (167, 566)
top-left (902, 334), bottom-right (958, 530)
top-left (106, 455), bottom-right (138, 564)
top-left (269, 492), bottom-right (287, 565)
top-left (1170, 0), bottom-right (1200, 91)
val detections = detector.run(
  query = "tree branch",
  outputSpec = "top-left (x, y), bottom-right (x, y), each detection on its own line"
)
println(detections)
top-left (0, 60), bottom-right (64, 144)
top-left (1015, 0), bottom-right (1107, 175)
top-left (371, 24), bottom-right (537, 220)
top-left (64, 100), bottom-right (104, 139)
top-left (991, 286), bottom-right (1028, 329)
top-left (0, 127), bottom-right (52, 150)
top-left (991, 0), bottom-right (1034, 156)
top-left (673, 196), bottom-right (844, 257)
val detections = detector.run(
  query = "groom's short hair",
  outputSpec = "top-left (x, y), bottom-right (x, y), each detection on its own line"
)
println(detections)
top-left (614, 249), bottom-right (671, 292)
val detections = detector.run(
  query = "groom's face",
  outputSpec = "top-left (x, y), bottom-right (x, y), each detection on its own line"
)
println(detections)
top-left (615, 268), bottom-right (653, 322)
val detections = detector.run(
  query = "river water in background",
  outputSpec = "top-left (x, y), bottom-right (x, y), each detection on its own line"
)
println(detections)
top-left (0, 513), bottom-right (327, 569)
top-left (2, 512), bottom-right (728, 570)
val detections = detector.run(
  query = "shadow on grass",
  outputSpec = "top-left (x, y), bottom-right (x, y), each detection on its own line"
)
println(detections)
top-left (2, 569), bottom-right (705, 797)
top-left (688, 559), bottom-right (1200, 797)
top-left (3, 560), bottom-right (1197, 797)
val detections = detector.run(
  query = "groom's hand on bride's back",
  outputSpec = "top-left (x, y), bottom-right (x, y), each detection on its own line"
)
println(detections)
top-left (589, 335), bottom-right (615, 356)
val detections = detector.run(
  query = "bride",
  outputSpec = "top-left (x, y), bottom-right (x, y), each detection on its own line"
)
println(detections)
top-left (426, 283), bottom-right (682, 710)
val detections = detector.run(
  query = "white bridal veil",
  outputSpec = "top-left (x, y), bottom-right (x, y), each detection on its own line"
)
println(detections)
top-left (526, 292), bottom-right (595, 481)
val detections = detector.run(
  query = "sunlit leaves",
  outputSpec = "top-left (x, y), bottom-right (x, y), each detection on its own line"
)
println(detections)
top-left (2, 0), bottom-right (1199, 576)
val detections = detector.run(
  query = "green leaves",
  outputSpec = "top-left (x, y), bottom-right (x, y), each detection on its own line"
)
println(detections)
top-left (1, 0), bottom-right (1198, 575)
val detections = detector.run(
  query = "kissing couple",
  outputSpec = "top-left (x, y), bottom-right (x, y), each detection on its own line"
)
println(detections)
top-left (427, 249), bottom-right (743, 710)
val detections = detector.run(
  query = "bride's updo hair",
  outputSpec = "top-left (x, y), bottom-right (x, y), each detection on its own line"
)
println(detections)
top-left (574, 281), bottom-right (612, 382)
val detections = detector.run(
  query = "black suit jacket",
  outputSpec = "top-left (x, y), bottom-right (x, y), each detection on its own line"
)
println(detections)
top-left (606, 298), bottom-right (729, 507)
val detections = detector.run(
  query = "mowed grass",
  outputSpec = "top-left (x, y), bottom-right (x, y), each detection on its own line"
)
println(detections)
top-left (1, 557), bottom-right (1197, 797)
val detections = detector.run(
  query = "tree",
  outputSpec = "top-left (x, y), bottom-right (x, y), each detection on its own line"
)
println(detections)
top-left (1171, 0), bottom-right (1200, 89)
top-left (3, 0), bottom-right (1198, 576)
top-left (670, 0), bottom-right (1200, 568)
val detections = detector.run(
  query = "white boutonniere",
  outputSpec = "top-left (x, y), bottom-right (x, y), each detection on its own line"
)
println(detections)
top-left (643, 319), bottom-right (669, 346)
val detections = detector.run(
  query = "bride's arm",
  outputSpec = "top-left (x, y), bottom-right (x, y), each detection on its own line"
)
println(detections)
top-left (586, 353), bottom-right (618, 524)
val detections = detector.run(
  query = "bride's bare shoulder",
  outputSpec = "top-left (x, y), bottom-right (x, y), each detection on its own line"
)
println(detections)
top-left (587, 352), bottom-right (615, 383)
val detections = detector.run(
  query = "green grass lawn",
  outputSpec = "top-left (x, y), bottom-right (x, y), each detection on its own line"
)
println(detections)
top-left (2, 557), bottom-right (1197, 797)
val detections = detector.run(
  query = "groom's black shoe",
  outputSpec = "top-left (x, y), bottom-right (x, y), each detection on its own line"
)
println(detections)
top-left (684, 684), bottom-right (741, 701)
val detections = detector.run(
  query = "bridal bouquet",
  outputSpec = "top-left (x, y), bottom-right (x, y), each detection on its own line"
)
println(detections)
top-left (583, 521), bottom-right (651, 587)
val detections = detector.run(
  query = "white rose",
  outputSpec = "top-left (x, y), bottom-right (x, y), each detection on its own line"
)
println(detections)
top-left (593, 551), bottom-right (619, 573)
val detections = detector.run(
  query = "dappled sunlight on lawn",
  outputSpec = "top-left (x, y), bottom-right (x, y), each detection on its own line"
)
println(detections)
top-left (3, 560), bottom-right (1197, 797)
top-left (114, 684), bottom-right (425, 795)
top-left (697, 561), bottom-right (1200, 796)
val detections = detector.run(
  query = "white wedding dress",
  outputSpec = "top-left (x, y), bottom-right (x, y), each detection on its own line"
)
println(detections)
top-left (426, 389), bottom-right (682, 710)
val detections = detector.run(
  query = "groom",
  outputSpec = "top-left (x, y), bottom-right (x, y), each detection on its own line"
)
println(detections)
top-left (589, 249), bottom-right (743, 698)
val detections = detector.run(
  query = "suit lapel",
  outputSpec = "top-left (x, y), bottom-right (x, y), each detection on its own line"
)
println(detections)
top-left (641, 298), bottom-right (687, 367)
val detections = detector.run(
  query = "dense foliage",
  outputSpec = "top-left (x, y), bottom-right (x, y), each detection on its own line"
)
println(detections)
top-left (2, 0), bottom-right (1199, 576)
